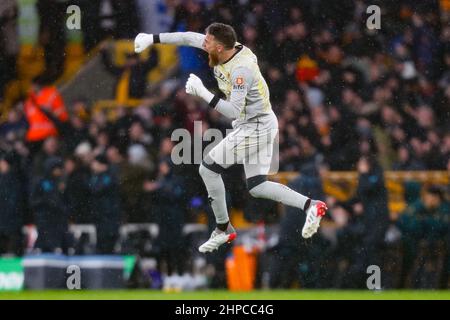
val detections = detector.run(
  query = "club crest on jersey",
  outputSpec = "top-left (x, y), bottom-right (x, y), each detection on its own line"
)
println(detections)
top-left (233, 77), bottom-right (245, 90)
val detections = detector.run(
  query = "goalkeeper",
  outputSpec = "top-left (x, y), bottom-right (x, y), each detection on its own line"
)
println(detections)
top-left (135, 23), bottom-right (327, 253)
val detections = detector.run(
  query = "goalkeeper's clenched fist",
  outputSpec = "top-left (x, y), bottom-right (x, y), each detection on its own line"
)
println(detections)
top-left (134, 33), bottom-right (154, 53)
top-left (185, 73), bottom-right (214, 103)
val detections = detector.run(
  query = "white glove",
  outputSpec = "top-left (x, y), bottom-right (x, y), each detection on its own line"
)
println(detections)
top-left (185, 73), bottom-right (214, 103)
top-left (134, 33), bottom-right (154, 53)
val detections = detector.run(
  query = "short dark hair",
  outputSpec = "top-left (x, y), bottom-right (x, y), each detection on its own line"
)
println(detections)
top-left (205, 23), bottom-right (237, 49)
top-left (32, 73), bottom-right (53, 87)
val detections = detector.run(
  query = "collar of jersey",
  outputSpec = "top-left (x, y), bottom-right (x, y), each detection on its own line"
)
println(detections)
top-left (221, 44), bottom-right (244, 65)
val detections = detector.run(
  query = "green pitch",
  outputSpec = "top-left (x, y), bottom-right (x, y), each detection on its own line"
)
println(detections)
top-left (0, 290), bottom-right (449, 300)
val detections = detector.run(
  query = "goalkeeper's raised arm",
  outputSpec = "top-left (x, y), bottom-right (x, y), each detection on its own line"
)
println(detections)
top-left (134, 32), bottom-right (206, 53)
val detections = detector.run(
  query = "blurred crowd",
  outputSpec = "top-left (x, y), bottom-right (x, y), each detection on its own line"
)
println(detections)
top-left (0, 0), bottom-right (449, 289)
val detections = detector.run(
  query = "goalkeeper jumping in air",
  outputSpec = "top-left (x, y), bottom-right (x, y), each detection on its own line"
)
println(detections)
top-left (134, 23), bottom-right (327, 253)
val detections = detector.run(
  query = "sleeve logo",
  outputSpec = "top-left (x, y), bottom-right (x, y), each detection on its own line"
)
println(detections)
top-left (233, 77), bottom-right (245, 90)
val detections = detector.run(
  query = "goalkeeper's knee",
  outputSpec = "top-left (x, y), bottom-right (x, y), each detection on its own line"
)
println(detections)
top-left (247, 175), bottom-right (268, 198)
top-left (199, 158), bottom-right (225, 178)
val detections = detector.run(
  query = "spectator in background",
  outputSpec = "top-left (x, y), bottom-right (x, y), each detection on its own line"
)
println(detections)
top-left (145, 158), bottom-right (186, 275)
top-left (128, 119), bottom-right (153, 150)
top-left (265, 67), bottom-right (286, 105)
top-left (170, 0), bottom-right (213, 85)
top-left (106, 144), bottom-right (126, 175)
top-left (172, 90), bottom-right (208, 135)
top-left (0, 107), bottom-right (30, 231)
top-left (392, 145), bottom-right (426, 171)
top-left (31, 136), bottom-right (61, 179)
top-left (24, 74), bottom-right (69, 154)
top-left (321, 105), bottom-right (359, 170)
top-left (37, 0), bottom-right (67, 79)
top-left (63, 156), bottom-right (91, 224)
top-left (77, 0), bottom-right (102, 51)
top-left (89, 154), bottom-right (121, 254)
top-left (121, 142), bottom-right (155, 222)
top-left (30, 157), bottom-right (71, 253)
top-left (345, 156), bottom-right (390, 287)
top-left (0, 152), bottom-right (22, 255)
top-left (135, 0), bottom-right (175, 35)
top-left (112, 0), bottom-right (140, 39)
top-left (397, 185), bottom-right (450, 288)
top-left (0, 106), bottom-right (28, 147)
top-left (77, 0), bottom-right (139, 50)
top-left (0, 0), bottom-right (18, 99)
top-left (333, 200), bottom-right (366, 288)
top-left (64, 112), bottom-right (89, 154)
top-left (106, 144), bottom-right (127, 219)
top-left (101, 42), bottom-right (159, 104)
top-left (74, 141), bottom-right (94, 168)
top-left (92, 129), bottom-right (111, 158)
top-left (108, 107), bottom-right (133, 150)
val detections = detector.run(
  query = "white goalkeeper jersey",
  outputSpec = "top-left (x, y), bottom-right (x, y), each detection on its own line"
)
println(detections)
top-left (159, 32), bottom-right (274, 128)
top-left (212, 43), bottom-right (273, 127)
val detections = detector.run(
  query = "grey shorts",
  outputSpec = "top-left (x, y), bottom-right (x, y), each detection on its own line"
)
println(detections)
top-left (205, 112), bottom-right (279, 178)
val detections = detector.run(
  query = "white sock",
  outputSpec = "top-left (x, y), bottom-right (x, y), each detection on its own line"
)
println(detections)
top-left (199, 164), bottom-right (229, 224)
top-left (249, 181), bottom-right (310, 210)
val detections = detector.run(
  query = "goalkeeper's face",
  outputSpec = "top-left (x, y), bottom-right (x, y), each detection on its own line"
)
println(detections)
top-left (203, 33), bottom-right (222, 67)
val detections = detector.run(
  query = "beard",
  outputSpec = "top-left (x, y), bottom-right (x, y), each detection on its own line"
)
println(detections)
top-left (208, 50), bottom-right (220, 67)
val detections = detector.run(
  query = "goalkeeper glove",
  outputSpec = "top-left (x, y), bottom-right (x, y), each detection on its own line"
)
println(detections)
top-left (185, 73), bottom-right (214, 103)
top-left (134, 33), bottom-right (154, 53)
